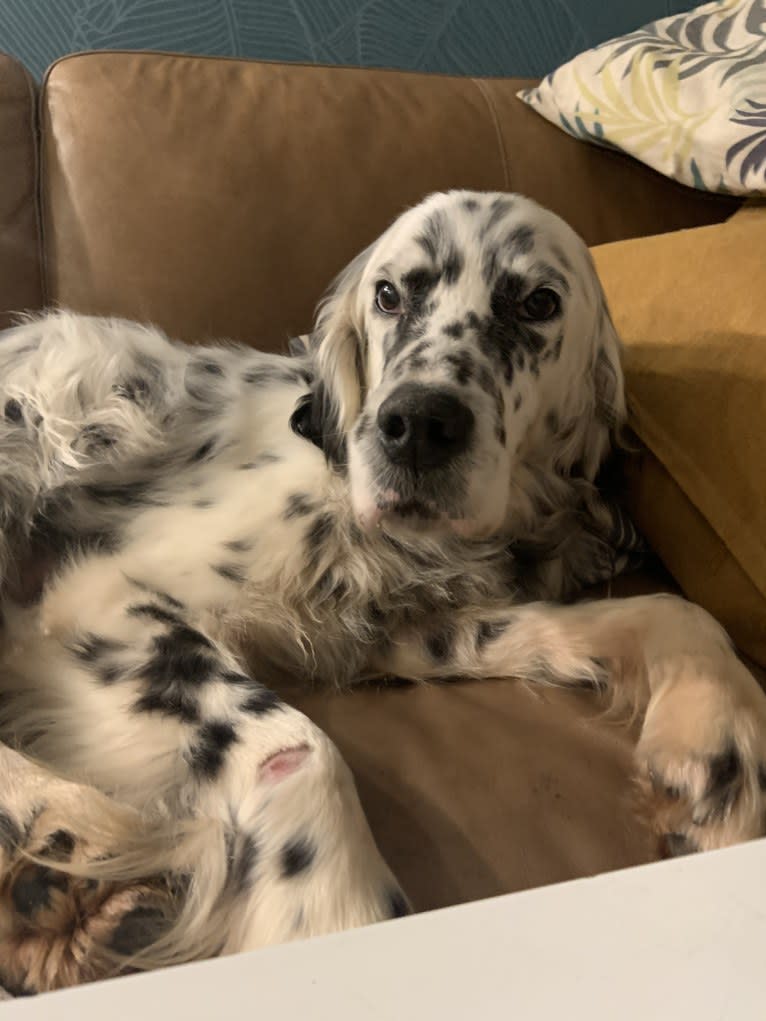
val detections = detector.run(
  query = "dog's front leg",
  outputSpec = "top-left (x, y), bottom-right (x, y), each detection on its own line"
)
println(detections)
top-left (369, 594), bottom-right (766, 856)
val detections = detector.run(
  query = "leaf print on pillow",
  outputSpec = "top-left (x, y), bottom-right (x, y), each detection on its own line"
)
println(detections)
top-left (727, 99), bottom-right (766, 185)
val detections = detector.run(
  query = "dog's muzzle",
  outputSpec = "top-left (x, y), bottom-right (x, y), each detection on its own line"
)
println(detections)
top-left (376, 384), bottom-right (474, 472)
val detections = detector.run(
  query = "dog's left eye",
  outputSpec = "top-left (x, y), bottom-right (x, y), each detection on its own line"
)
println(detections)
top-left (375, 281), bottom-right (402, 315)
top-left (520, 287), bottom-right (560, 322)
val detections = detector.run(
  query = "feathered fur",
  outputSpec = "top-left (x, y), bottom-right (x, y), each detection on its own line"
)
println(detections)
top-left (0, 191), bottom-right (764, 995)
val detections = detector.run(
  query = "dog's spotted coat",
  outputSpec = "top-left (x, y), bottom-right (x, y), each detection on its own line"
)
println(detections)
top-left (0, 191), bottom-right (764, 993)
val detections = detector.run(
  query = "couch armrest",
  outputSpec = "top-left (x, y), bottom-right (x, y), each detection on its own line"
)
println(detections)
top-left (0, 53), bottom-right (43, 327)
top-left (40, 53), bottom-right (738, 345)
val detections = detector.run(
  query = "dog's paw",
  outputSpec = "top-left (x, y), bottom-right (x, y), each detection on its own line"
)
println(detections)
top-left (636, 652), bottom-right (766, 856)
top-left (0, 808), bottom-right (173, 994)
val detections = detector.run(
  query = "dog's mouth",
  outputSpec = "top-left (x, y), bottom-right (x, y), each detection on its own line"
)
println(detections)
top-left (358, 488), bottom-right (476, 537)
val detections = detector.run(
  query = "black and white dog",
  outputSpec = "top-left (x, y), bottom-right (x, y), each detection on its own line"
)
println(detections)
top-left (1, 191), bottom-right (764, 993)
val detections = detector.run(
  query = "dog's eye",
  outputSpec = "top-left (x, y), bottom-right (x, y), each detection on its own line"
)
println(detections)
top-left (375, 281), bottom-right (402, 315)
top-left (520, 288), bottom-right (560, 322)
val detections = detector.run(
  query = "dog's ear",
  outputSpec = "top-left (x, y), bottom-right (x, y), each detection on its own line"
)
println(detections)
top-left (579, 275), bottom-right (626, 481)
top-left (309, 244), bottom-right (375, 460)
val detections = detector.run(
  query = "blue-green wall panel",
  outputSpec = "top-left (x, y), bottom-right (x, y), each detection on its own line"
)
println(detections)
top-left (0, 0), bottom-right (695, 81)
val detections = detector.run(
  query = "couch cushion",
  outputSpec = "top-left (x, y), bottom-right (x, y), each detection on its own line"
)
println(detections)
top-left (39, 52), bottom-right (739, 348)
top-left (592, 203), bottom-right (766, 667)
top-left (0, 54), bottom-right (43, 328)
top-left (292, 674), bottom-right (654, 911)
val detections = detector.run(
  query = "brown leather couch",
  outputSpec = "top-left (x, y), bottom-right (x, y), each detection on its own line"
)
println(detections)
top-left (0, 50), bottom-right (744, 913)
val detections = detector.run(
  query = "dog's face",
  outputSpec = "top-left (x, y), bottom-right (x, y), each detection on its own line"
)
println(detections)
top-left (311, 191), bottom-right (624, 539)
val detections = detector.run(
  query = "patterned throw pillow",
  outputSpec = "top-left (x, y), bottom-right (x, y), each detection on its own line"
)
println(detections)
top-left (518, 0), bottom-right (766, 195)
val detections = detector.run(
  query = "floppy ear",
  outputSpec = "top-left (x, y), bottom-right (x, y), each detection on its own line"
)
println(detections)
top-left (309, 243), bottom-right (376, 461)
top-left (580, 278), bottom-right (626, 481)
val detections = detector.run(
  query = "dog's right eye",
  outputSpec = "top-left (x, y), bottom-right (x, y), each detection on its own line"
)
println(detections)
top-left (375, 281), bottom-right (402, 315)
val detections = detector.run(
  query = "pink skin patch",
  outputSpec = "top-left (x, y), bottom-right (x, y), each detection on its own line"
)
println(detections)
top-left (259, 745), bottom-right (312, 783)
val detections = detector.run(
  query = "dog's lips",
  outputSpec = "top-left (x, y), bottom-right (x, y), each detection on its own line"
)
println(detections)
top-left (357, 488), bottom-right (475, 537)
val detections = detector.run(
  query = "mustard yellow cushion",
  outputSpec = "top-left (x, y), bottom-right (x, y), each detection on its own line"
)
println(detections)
top-left (591, 203), bottom-right (766, 667)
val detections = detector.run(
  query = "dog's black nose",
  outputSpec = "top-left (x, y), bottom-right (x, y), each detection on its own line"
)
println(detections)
top-left (377, 384), bottom-right (474, 470)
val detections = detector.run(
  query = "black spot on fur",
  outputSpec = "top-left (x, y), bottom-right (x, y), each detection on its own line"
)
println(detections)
top-left (476, 619), bottom-right (510, 650)
top-left (125, 576), bottom-right (185, 610)
top-left (462, 197), bottom-right (480, 213)
top-left (79, 424), bottom-right (116, 450)
top-left (242, 364), bottom-right (308, 387)
top-left (545, 410), bottom-right (559, 434)
top-left (701, 745), bottom-right (743, 821)
top-left (143, 624), bottom-right (217, 698)
top-left (4, 398), bottom-right (23, 423)
top-left (407, 340), bottom-right (432, 360)
top-left (284, 493), bottom-right (317, 520)
top-left (44, 829), bottom-right (76, 862)
top-left (12, 865), bottom-right (68, 917)
top-left (281, 837), bottom-right (316, 878)
top-left (134, 689), bottom-right (199, 723)
top-left (481, 197), bottom-right (514, 237)
top-left (109, 904), bottom-right (169, 956)
top-left (240, 686), bottom-right (282, 716)
top-left (213, 562), bottom-right (247, 584)
top-left (113, 377), bottom-right (150, 402)
top-left (219, 671), bottom-right (282, 715)
top-left (190, 437), bottom-right (216, 463)
top-left (443, 320), bottom-right (464, 339)
top-left (83, 481), bottom-right (156, 506)
top-left (476, 364), bottom-right (495, 395)
top-left (224, 538), bottom-right (252, 553)
top-left (758, 762), bottom-right (766, 791)
top-left (0, 810), bottom-right (22, 851)
top-left (193, 498), bottom-right (215, 509)
top-left (386, 888), bottom-right (411, 918)
top-left (402, 267), bottom-right (441, 313)
top-left (482, 244), bottom-right (500, 284)
top-left (353, 411), bottom-right (372, 441)
top-left (71, 633), bottom-right (126, 665)
top-left (444, 350), bottom-right (474, 385)
top-left (128, 602), bottom-right (184, 627)
top-left (661, 832), bottom-right (699, 858)
top-left (189, 720), bottom-right (238, 779)
top-left (505, 224), bottom-right (535, 255)
top-left (443, 245), bottom-right (464, 285)
top-left (227, 832), bottom-right (259, 894)
top-left (238, 452), bottom-right (281, 470)
top-left (425, 626), bottom-right (455, 664)
top-left (513, 393), bottom-right (523, 412)
top-left (200, 360), bottom-right (224, 375)
top-left (415, 211), bottom-right (447, 263)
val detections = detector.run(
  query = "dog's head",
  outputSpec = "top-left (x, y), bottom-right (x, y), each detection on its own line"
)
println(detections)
top-left (308, 190), bottom-right (624, 540)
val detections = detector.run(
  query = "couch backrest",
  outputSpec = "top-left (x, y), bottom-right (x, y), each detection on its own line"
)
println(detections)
top-left (3, 50), bottom-right (742, 348)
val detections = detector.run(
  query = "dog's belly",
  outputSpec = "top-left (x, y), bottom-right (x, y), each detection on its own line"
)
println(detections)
top-left (115, 427), bottom-right (333, 613)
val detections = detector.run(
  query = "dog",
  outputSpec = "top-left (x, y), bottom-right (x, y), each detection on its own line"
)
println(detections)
top-left (0, 190), bottom-right (764, 993)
